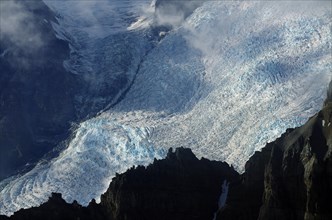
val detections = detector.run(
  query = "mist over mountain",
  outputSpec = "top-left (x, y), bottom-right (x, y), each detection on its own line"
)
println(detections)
top-left (0, 0), bottom-right (77, 180)
top-left (0, 0), bottom-right (331, 218)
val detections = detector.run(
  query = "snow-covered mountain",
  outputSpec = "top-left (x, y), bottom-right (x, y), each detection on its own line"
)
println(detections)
top-left (1, 0), bottom-right (331, 216)
top-left (45, 0), bottom-right (157, 115)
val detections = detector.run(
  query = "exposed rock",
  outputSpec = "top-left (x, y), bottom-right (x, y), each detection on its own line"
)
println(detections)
top-left (101, 147), bottom-right (239, 220)
top-left (0, 193), bottom-right (105, 220)
top-left (217, 84), bottom-right (332, 220)
top-left (0, 147), bottom-right (239, 220)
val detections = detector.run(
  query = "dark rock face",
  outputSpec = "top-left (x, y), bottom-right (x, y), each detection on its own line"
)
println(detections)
top-left (0, 147), bottom-right (240, 220)
top-left (0, 193), bottom-right (106, 220)
top-left (217, 87), bottom-right (332, 220)
top-left (101, 147), bottom-right (239, 220)
top-left (0, 0), bottom-right (77, 180)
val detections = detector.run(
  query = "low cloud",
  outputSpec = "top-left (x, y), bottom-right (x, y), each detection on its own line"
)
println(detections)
top-left (155, 4), bottom-right (186, 27)
top-left (182, 1), bottom-right (332, 57)
top-left (0, 1), bottom-right (44, 51)
top-left (152, 0), bottom-right (205, 28)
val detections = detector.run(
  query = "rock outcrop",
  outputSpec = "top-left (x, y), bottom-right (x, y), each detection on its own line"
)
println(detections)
top-left (0, 193), bottom-right (105, 220)
top-left (217, 82), bottom-right (332, 220)
top-left (101, 147), bottom-right (239, 220)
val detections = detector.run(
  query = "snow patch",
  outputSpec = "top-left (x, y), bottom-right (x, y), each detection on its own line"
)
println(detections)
top-left (213, 180), bottom-right (229, 220)
top-left (218, 180), bottom-right (229, 209)
top-left (127, 17), bottom-right (151, 30)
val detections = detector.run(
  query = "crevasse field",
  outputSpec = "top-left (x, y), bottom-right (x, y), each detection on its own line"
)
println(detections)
top-left (1, 0), bottom-right (331, 216)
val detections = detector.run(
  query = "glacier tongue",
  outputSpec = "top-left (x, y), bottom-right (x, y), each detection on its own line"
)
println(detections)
top-left (0, 117), bottom-right (166, 216)
top-left (1, 0), bottom-right (331, 216)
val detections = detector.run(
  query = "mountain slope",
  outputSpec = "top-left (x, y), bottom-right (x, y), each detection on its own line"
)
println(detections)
top-left (217, 82), bottom-right (332, 219)
top-left (1, 89), bottom-right (331, 219)
top-left (105, 0), bottom-right (332, 172)
top-left (1, 0), bottom-right (331, 216)
top-left (0, 0), bottom-right (77, 180)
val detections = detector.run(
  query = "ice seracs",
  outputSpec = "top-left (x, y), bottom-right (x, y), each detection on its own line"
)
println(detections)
top-left (0, 117), bottom-right (165, 216)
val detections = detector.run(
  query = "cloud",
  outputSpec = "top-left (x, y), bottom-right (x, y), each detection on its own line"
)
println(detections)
top-left (182, 0), bottom-right (332, 57)
top-left (154, 4), bottom-right (186, 27)
top-left (152, 0), bottom-right (205, 27)
top-left (0, 1), bottom-right (44, 51)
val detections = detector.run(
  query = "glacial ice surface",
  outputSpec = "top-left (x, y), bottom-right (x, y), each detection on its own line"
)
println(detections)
top-left (110, 1), bottom-right (332, 171)
top-left (0, 118), bottom-right (165, 216)
top-left (1, 0), bottom-right (331, 216)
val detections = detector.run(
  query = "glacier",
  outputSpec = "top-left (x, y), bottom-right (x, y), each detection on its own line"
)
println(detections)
top-left (0, 117), bottom-right (166, 215)
top-left (1, 0), bottom-right (331, 216)
top-left (108, 0), bottom-right (331, 170)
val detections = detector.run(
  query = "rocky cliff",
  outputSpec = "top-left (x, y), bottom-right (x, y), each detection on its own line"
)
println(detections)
top-left (0, 193), bottom-right (105, 220)
top-left (100, 147), bottom-right (239, 220)
top-left (217, 82), bottom-right (332, 220)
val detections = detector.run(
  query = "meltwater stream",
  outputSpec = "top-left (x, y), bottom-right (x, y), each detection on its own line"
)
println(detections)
top-left (1, 0), bottom-right (331, 216)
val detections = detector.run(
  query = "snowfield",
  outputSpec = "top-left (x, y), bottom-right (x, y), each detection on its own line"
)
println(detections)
top-left (1, 0), bottom-right (331, 216)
